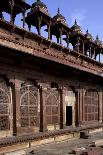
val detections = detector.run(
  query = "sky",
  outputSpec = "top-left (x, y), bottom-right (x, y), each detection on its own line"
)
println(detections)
top-left (3, 0), bottom-right (103, 41)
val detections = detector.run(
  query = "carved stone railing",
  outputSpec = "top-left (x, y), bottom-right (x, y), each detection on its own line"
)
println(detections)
top-left (0, 20), bottom-right (102, 77)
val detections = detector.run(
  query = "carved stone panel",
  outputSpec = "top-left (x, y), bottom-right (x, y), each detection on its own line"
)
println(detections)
top-left (20, 82), bottom-right (39, 128)
top-left (83, 90), bottom-right (99, 123)
top-left (44, 88), bottom-right (59, 126)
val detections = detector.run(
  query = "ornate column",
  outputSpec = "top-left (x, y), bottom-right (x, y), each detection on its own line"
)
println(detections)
top-left (22, 8), bottom-right (26, 28)
top-left (47, 21), bottom-right (51, 40)
top-left (77, 36), bottom-right (80, 53)
top-left (9, 0), bottom-right (15, 24)
top-left (59, 86), bottom-right (66, 129)
top-left (98, 91), bottom-right (102, 123)
top-left (89, 45), bottom-right (92, 58)
top-left (67, 33), bottom-right (69, 48)
top-left (99, 51), bottom-right (101, 62)
top-left (94, 47), bottom-right (96, 59)
top-left (57, 36), bottom-right (59, 44)
top-left (10, 79), bottom-right (21, 136)
top-left (37, 17), bottom-right (42, 35)
top-left (83, 41), bottom-right (85, 55)
top-left (60, 29), bottom-right (62, 45)
top-left (39, 83), bottom-right (47, 132)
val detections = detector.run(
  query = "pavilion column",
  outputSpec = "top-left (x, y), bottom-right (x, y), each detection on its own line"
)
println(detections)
top-left (67, 33), bottom-right (69, 48)
top-left (47, 22), bottom-right (51, 40)
top-left (99, 50), bottom-right (101, 62)
top-left (57, 36), bottom-right (59, 44)
top-left (10, 79), bottom-right (21, 136)
top-left (9, 0), bottom-right (15, 24)
top-left (37, 17), bottom-right (42, 35)
top-left (60, 29), bottom-right (62, 45)
top-left (83, 41), bottom-right (85, 55)
top-left (77, 36), bottom-right (80, 53)
top-left (98, 91), bottom-right (102, 124)
top-left (22, 8), bottom-right (26, 28)
top-left (94, 48), bottom-right (96, 60)
top-left (89, 45), bottom-right (92, 58)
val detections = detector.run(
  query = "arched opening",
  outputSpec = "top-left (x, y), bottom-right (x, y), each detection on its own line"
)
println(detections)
top-left (64, 87), bottom-right (77, 127)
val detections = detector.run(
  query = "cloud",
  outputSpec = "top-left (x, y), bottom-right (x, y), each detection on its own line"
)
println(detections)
top-left (70, 9), bottom-right (86, 26)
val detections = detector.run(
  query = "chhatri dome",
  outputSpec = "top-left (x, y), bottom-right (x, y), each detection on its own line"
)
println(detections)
top-left (95, 35), bottom-right (102, 45)
top-left (85, 29), bottom-right (93, 41)
top-left (71, 19), bottom-right (82, 33)
top-left (31, 0), bottom-right (48, 13)
top-left (53, 8), bottom-right (67, 25)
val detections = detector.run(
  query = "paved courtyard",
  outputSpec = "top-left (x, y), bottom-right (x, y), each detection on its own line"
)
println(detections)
top-left (26, 132), bottom-right (103, 155)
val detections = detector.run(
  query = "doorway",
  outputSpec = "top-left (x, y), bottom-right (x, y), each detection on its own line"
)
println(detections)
top-left (66, 106), bottom-right (72, 126)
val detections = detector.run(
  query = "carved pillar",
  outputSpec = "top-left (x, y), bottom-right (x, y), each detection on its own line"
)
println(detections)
top-left (89, 45), bottom-right (92, 58)
top-left (93, 48), bottom-right (96, 59)
top-left (47, 22), bottom-right (51, 40)
top-left (77, 36), bottom-right (80, 53)
top-left (60, 29), bottom-right (62, 45)
top-left (57, 36), bottom-right (59, 44)
top-left (67, 33), bottom-right (69, 48)
top-left (83, 41), bottom-right (85, 55)
top-left (39, 85), bottom-right (44, 132)
top-left (99, 51), bottom-right (101, 62)
top-left (9, 0), bottom-right (15, 24)
top-left (39, 84), bottom-right (47, 132)
top-left (59, 87), bottom-right (65, 129)
top-left (22, 8), bottom-right (26, 28)
top-left (37, 17), bottom-right (42, 35)
top-left (10, 79), bottom-right (21, 136)
top-left (98, 91), bottom-right (102, 123)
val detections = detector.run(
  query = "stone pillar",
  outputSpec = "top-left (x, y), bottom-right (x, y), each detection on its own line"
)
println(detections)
top-left (60, 29), bottom-right (62, 45)
top-left (37, 17), bottom-right (42, 35)
top-left (99, 51), bottom-right (101, 62)
top-left (83, 41), bottom-right (85, 55)
top-left (67, 33), bottom-right (69, 48)
top-left (77, 37), bottom-right (80, 53)
top-left (59, 87), bottom-right (66, 129)
top-left (98, 91), bottom-right (102, 123)
top-left (47, 22), bottom-right (51, 40)
top-left (39, 84), bottom-right (47, 132)
top-left (94, 48), bottom-right (96, 59)
top-left (9, 0), bottom-right (15, 24)
top-left (22, 9), bottom-right (26, 28)
top-left (89, 45), bottom-right (92, 58)
top-left (10, 79), bottom-right (21, 136)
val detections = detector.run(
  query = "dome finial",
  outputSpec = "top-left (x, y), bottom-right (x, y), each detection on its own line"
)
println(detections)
top-left (75, 19), bottom-right (77, 25)
top-left (86, 29), bottom-right (89, 34)
top-left (96, 34), bottom-right (99, 40)
top-left (58, 8), bottom-right (60, 14)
